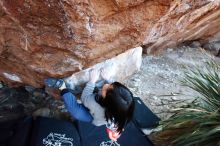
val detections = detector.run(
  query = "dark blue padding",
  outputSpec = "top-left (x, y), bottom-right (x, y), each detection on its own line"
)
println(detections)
top-left (8, 117), bottom-right (33, 146)
top-left (0, 119), bottom-right (19, 145)
top-left (29, 117), bottom-right (81, 146)
top-left (133, 97), bottom-right (160, 129)
top-left (76, 121), bottom-right (154, 146)
top-left (0, 117), bottom-right (33, 146)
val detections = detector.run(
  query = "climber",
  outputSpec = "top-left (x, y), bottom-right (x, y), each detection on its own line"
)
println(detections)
top-left (44, 68), bottom-right (135, 141)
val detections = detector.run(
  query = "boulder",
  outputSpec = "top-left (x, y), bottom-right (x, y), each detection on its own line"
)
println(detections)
top-left (0, 0), bottom-right (220, 87)
top-left (64, 47), bottom-right (142, 89)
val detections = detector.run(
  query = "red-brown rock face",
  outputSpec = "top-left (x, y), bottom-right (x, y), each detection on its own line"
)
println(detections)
top-left (0, 0), bottom-right (219, 87)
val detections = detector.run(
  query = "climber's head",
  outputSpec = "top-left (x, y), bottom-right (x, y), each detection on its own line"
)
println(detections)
top-left (100, 82), bottom-right (135, 133)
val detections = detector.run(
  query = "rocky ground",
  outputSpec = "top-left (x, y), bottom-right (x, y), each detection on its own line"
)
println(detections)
top-left (124, 46), bottom-right (220, 120)
top-left (0, 46), bottom-right (219, 123)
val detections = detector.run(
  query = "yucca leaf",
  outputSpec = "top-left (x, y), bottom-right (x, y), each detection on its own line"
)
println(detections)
top-left (157, 61), bottom-right (220, 146)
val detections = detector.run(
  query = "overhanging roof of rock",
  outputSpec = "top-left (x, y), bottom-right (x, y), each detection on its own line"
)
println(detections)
top-left (0, 0), bottom-right (220, 87)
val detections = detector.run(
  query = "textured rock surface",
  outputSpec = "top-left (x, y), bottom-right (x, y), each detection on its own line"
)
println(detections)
top-left (144, 0), bottom-right (220, 54)
top-left (65, 47), bottom-right (142, 89)
top-left (0, 0), bottom-right (220, 87)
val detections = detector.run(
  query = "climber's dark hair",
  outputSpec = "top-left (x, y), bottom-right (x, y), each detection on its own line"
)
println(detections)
top-left (101, 82), bottom-right (135, 133)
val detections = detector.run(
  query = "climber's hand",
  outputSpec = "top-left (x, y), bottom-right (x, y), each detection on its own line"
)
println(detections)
top-left (101, 68), bottom-right (112, 81)
top-left (90, 69), bottom-right (100, 83)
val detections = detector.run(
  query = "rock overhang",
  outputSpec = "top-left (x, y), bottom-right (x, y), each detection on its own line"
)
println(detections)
top-left (0, 0), bottom-right (220, 87)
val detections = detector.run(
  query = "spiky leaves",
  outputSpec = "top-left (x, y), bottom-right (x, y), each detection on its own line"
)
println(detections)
top-left (157, 61), bottom-right (220, 146)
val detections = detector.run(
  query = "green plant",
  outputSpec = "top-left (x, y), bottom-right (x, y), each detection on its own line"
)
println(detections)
top-left (157, 61), bottom-right (220, 146)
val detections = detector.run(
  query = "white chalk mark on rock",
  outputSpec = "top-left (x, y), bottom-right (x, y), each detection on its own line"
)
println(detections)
top-left (3, 73), bottom-right (22, 82)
